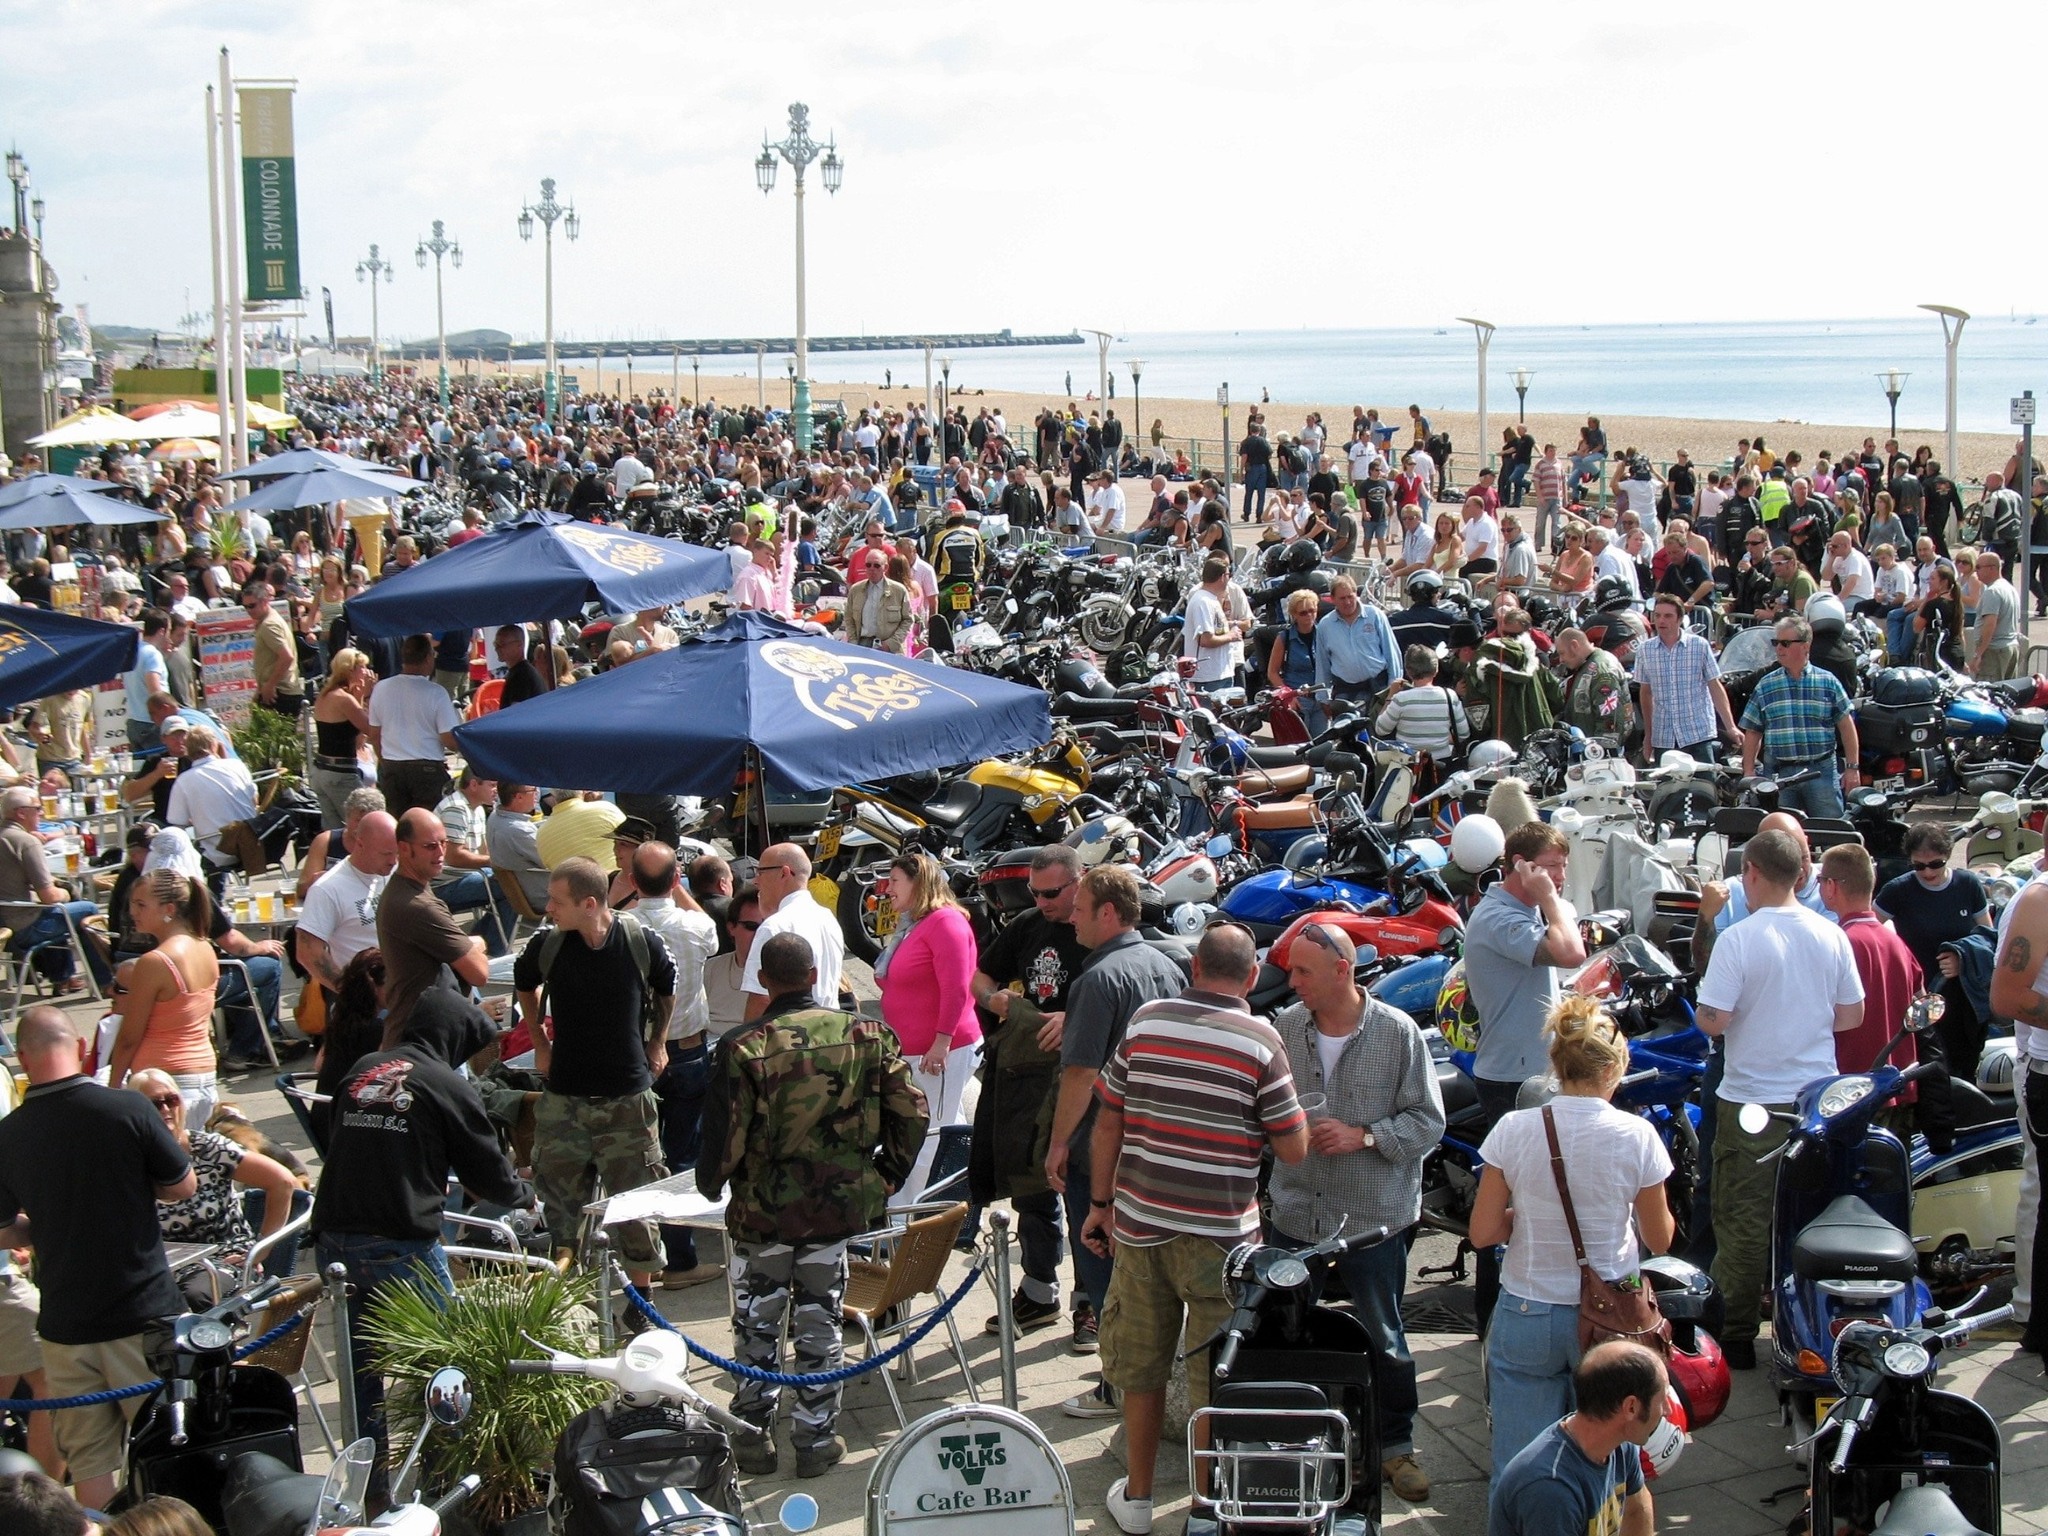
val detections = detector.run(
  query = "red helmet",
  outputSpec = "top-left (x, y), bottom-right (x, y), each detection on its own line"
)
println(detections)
top-left (1667, 1329), bottom-right (1731, 1430)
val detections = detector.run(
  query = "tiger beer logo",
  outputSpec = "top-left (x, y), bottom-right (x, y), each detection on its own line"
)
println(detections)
top-left (554, 522), bottom-right (669, 575)
top-left (0, 621), bottom-right (60, 673)
top-left (761, 639), bottom-right (979, 733)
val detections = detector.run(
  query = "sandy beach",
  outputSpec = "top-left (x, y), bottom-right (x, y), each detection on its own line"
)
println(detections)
top-left (433, 358), bottom-right (2026, 486)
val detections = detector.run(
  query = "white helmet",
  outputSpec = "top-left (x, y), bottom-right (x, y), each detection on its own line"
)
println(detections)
top-left (1640, 1394), bottom-right (1689, 1479)
top-left (1805, 591), bottom-right (1846, 634)
top-left (1467, 739), bottom-right (1516, 774)
top-left (1066, 815), bottom-right (1140, 868)
top-left (1449, 813), bottom-right (1506, 874)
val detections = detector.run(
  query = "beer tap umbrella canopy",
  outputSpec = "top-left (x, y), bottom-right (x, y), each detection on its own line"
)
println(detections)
top-left (452, 612), bottom-right (1053, 796)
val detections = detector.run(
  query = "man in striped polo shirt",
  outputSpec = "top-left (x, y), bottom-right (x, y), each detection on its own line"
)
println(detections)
top-left (1080, 924), bottom-right (1308, 1535)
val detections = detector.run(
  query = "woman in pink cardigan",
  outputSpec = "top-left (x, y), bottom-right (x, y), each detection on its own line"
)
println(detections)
top-left (878, 851), bottom-right (981, 1206)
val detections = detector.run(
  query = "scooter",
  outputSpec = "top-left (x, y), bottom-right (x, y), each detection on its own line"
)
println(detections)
top-left (1746, 994), bottom-right (1945, 1456)
top-left (1805, 1297), bottom-right (2015, 1536)
top-left (1186, 1224), bottom-right (1391, 1536)
top-left (510, 1329), bottom-right (820, 1536)
top-left (115, 1277), bottom-right (304, 1530)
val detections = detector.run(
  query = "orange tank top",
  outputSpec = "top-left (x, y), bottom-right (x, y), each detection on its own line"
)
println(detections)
top-left (132, 945), bottom-right (218, 1076)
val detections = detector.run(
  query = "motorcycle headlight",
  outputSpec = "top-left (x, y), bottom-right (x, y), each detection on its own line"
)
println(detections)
top-left (1816, 1075), bottom-right (1875, 1119)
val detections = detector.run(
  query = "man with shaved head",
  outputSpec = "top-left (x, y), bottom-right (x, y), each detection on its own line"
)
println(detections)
top-left (0, 1006), bottom-right (196, 1508)
top-left (297, 809), bottom-right (399, 1005)
top-left (379, 808), bottom-right (491, 1038)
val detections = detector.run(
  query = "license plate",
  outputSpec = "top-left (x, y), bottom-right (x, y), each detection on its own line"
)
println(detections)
top-left (1815, 1395), bottom-right (1839, 1427)
top-left (1875, 775), bottom-right (1904, 792)
top-left (870, 901), bottom-right (898, 937)
top-left (816, 825), bottom-right (841, 860)
top-left (951, 588), bottom-right (974, 611)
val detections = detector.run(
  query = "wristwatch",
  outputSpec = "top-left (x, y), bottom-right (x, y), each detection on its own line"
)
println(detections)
top-left (1360, 1130), bottom-right (1377, 1149)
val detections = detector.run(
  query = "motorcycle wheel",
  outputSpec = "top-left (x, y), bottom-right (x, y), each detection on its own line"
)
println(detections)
top-left (1079, 600), bottom-right (1131, 653)
top-left (836, 862), bottom-right (891, 964)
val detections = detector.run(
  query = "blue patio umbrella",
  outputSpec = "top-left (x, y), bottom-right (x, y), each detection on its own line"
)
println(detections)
top-left (453, 611), bottom-right (1053, 796)
top-left (345, 510), bottom-right (730, 640)
top-left (0, 481), bottom-right (165, 528)
top-left (219, 464), bottom-right (423, 513)
top-left (217, 447), bottom-right (399, 481)
top-left (0, 472), bottom-right (125, 509)
top-left (0, 603), bottom-right (141, 711)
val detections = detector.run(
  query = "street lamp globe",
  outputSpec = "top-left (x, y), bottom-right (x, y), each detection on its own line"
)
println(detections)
top-left (821, 145), bottom-right (844, 194)
top-left (450, 242), bottom-right (462, 270)
top-left (415, 242), bottom-right (427, 270)
top-left (563, 207), bottom-right (580, 242)
top-left (517, 207), bottom-right (535, 242)
top-left (29, 194), bottom-right (43, 226)
top-left (755, 148), bottom-right (777, 194)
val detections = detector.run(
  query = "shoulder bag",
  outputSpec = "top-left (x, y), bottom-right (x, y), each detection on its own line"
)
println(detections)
top-left (1541, 1104), bottom-right (1671, 1356)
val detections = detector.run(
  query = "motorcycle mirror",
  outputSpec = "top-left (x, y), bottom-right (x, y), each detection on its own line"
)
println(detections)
top-left (1205, 834), bottom-right (1234, 860)
top-left (425, 1366), bottom-right (473, 1427)
top-left (1737, 1102), bottom-right (1771, 1135)
top-left (779, 1493), bottom-right (821, 1533)
top-left (1907, 994), bottom-right (1947, 1030)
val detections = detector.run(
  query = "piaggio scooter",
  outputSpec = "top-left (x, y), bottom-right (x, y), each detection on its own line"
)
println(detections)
top-left (1185, 1224), bottom-right (1391, 1536)
top-left (1804, 1295), bottom-right (2014, 1536)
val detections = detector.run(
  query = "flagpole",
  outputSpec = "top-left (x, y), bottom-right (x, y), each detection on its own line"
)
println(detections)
top-left (205, 85), bottom-right (231, 470)
top-left (220, 47), bottom-right (248, 469)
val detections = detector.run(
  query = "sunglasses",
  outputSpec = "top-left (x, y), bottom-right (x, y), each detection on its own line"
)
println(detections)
top-left (1773, 638), bottom-right (1804, 648)
top-left (1910, 859), bottom-right (1949, 872)
top-left (1204, 917), bottom-right (1258, 943)
top-left (1028, 880), bottom-right (1075, 900)
top-left (146, 1093), bottom-right (181, 1110)
top-left (1298, 922), bottom-right (1347, 956)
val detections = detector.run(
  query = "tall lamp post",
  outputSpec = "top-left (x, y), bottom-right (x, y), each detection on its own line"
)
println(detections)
top-left (1128, 359), bottom-right (1145, 459)
top-left (1511, 366), bottom-right (1534, 424)
top-left (355, 244), bottom-right (393, 374)
top-left (518, 177), bottom-right (580, 424)
top-left (1879, 368), bottom-right (1909, 443)
top-left (1456, 316), bottom-right (1496, 476)
top-left (415, 220), bottom-right (462, 410)
top-left (939, 356), bottom-right (952, 460)
top-left (786, 355), bottom-right (797, 411)
top-left (28, 193), bottom-right (45, 291)
top-left (754, 102), bottom-right (843, 452)
top-left (690, 353), bottom-right (700, 404)
top-left (1919, 304), bottom-right (1968, 480)
top-left (5, 148), bottom-right (28, 234)
top-left (1081, 329), bottom-right (1112, 413)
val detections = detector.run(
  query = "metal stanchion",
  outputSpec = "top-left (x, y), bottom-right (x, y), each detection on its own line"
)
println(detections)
top-left (592, 1231), bottom-right (615, 1353)
top-left (989, 1209), bottom-right (1019, 1410)
top-left (325, 1261), bottom-right (358, 1443)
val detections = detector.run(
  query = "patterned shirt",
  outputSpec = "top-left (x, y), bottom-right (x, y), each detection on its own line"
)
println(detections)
top-left (1740, 664), bottom-right (1850, 765)
top-left (1630, 630), bottom-right (1722, 748)
top-left (1094, 988), bottom-right (1304, 1247)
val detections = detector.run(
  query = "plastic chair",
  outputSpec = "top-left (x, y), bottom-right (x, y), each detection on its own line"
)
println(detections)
top-left (841, 1200), bottom-right (979, 1427)
top-left (466, 678), bottom-right (504, 720)
top-left (492, 867), bottom-right (547, 944)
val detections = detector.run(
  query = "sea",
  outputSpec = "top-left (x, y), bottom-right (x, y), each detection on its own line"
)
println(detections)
top-left (788, 316), bottom-right (2048, 436)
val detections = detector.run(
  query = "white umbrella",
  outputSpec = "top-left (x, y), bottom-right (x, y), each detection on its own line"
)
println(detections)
top-left (128, 404), bottom-right (224, 441)
top-left (26, 409), bottom-right (151, 448)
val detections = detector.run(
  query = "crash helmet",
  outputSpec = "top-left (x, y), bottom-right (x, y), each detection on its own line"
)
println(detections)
top-left (1285, 538), bottom-right (1323, 575)
top-left (1406, 569), bottom-right (1446, 605)
top-left (1594, 575), bottom-right (1635, 613)
top-left (1467, 739), bottom-right (1517, 774)
top-left (1434, 960), bottom-right (1482, 1054)
top-left (1449, 812), bottom-right (1505, 873)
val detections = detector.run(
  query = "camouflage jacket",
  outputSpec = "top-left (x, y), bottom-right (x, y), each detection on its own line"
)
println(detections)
top-left (697, 998), bottom-right (929, 1243)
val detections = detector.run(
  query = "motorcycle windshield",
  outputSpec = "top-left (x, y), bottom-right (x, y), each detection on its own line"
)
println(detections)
top-left (307, 1437), bottom-right (376, 1534)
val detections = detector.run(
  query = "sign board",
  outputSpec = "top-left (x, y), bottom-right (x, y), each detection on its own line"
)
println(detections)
top-left (93, 677), bottom-right (129, 750)
top-left (2015, 395), bottom-right (2038, 426)
top-left (239, 88), bottom-right (302, 304)
top-left (868, 1405), bottom-right (1072, 1536)
top-left (194, 609), bottom-right (256, 731)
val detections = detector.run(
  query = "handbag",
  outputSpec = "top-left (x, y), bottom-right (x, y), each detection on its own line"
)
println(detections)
top-left (1541, 1105), bottom-right (1671, 1356)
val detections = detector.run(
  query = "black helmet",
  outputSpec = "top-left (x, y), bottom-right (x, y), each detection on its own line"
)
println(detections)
top-left (1285, 538), bottom-right (1322, 575)
top-left (1594, 575), bottom-right (1635, 613)
top-left (1406, 570), bottom-right (1445, 605)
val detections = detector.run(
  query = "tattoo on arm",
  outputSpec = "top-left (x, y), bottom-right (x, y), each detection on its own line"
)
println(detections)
top-left (2006, 935), bottom-right (2034, 974)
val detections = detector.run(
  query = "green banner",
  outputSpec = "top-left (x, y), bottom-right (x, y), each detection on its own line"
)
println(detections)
top-left (239, 87), bottom-right (300, 303)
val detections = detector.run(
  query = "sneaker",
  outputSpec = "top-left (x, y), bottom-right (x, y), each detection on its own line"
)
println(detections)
top-left (1382, 1454), bottom-right (1431, 1503)
top-left (1723, 1337), bottom-right (1757, 1370)
top-left (735, 1427), bottom-right (778, 1476)
top-left (662, 1263), bottom-right (724, 1290)
top-left (1061, 1381), bottom-right (1120, 1419)
top-left (795, 1434), bottom-right (847, 1478)
top-left (1071, 1303), bottom-right (1100, 1355)
top-left (986, 1292), bottom-right (1062, 1336)
top-left (1104, 1477), bottom-right (1154, 1535)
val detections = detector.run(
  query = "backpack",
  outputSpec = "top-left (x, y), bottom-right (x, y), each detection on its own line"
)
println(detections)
top-left (538, 912), bottom-right (660, 1042)
top-left (554, 1400), bottom-right (743, 1536)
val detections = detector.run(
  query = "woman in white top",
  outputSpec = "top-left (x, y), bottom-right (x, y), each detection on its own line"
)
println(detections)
top-left (1470, 996), bottom-right (1676, 1477)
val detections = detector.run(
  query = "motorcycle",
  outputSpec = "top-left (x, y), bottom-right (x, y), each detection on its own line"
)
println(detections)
top-left (1804, 1298), bottom-right (2015, 1536)
top-left (511, 1329), bottom-right (820, 1536)
top-left (1186, 1224), bottom-right (1392, 1536)
top-left (1745, 994), bottom-right (1946, 1453)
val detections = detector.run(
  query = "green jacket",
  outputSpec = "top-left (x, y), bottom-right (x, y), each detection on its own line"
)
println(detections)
top-left (697, 997), bottom-right (928, 1244)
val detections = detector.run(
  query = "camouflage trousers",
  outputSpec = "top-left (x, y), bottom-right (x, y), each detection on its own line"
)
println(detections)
top-left (730, 1239), bottom-right (849, 1448)
top-left (532, 1089), bottom-right (667, 1265)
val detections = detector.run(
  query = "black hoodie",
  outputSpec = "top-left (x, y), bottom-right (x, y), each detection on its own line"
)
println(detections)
top-left (311, 990), bottom-right (530, 1242)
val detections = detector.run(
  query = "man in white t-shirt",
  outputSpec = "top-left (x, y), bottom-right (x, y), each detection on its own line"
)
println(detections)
top-left (165, 723), bottom-right (259, 870)
top-left (739, 842), bottom-right (845, 1017)
top-left (295, 809), bottom-right (399, 998)
top-left (1346, 436), bottom-right (1377, 486)
top-left (1694, 827), bottom-right (1863, 1367)
top-left (366, 635), bottom-right (462, 818)
top-left (1821, 531), bottom-right (1875, 603)
top-left (1587, 525), bottom-right (1640, 599)
top-left (1459, 496), bottom-right (1501, 572)
top-left (1087, 472), bottom-right (1128, 536)
top-left (1181, 557), bottom-right (1244, 691)
top-left (853, 417), bottom-right (882, 464)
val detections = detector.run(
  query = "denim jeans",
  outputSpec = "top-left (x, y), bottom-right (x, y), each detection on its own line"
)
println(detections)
top-left (219, 954), bottom-right (283, 1060)
top-left (1472, 1076), bottom-right (1525, 1336)
top-left (434, 871), bottom-right (512, 957)
top-left (1885, 608), bottom-right (1916, 662)
top-left (1014, 1187), bottom-right (1064, 1305)
top-left (9, 901), bottom-right (111, 987)
top-left (654, 1041), bottom-right (709, 1272)
top-left (1501, 462), bottom-right (1529, 508)
top-left (1486, 1293), bottom-right (1580, 1477)
top-left (1273, 1226), bottom-right (1419, 1457)
top-left (1242, 463), bottom-right (1270, 522)
top-left (1060, 1133), bottom-right (1113, 1316)
top-left (314, 1232), bottom-right (454, 1491)
top-left (1765, 758), bottom-right (1845, 820)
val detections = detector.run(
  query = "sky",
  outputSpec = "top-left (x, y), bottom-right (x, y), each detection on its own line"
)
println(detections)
top-left (7, 0), bottom-right (2046, 349)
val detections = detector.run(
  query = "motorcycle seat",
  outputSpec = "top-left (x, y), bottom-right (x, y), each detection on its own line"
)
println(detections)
top-left (916, 780), bottom-right (984, 829)
top-left (221, 1451), bottom-right (327, 1536)
top-left (1988, 676), bottom-right (2039, 708)
top-left (1055, 693), bottom-right (1145, 721)
top-left (1945, 1080), bottom-right (2012, 1135)
top-left (1437, 1065), bottom-right (1479, 1122)
top-left (1243, 743), bottom-right (1306, 769)
top-left (1238, 797), bottom-right (1319, 833)
top-left (1868, 1484), bottom-right (1991, 1536)
top-left (1235, 763), bottom-right (1312, 798)
top-left (1791, 1194), bottom-right (1919, 1284)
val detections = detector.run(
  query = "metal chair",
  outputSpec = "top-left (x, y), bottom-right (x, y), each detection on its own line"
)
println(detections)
top-left (841, 1199), bottom-right (979, 1428)
top-left (491, 868), bottom-right (547, 946)
top-left (239, 1271), bottom-right (338, 1456)
top-left (275, 1072), bottom-right (331, 1157)
top-left (0, 900), bottom-right (103, 1012)
top-left (214, 955), bottom-right (279, 1070)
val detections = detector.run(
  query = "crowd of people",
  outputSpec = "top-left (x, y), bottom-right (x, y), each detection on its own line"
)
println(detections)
top-left (0, 367), bottom-right (2039, 1536)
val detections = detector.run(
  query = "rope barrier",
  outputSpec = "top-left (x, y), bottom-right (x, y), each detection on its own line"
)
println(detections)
top-left (0, 1310), bottom-right (310, 1414)
top-left (620, 1259), bottom-right (984, 1387)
